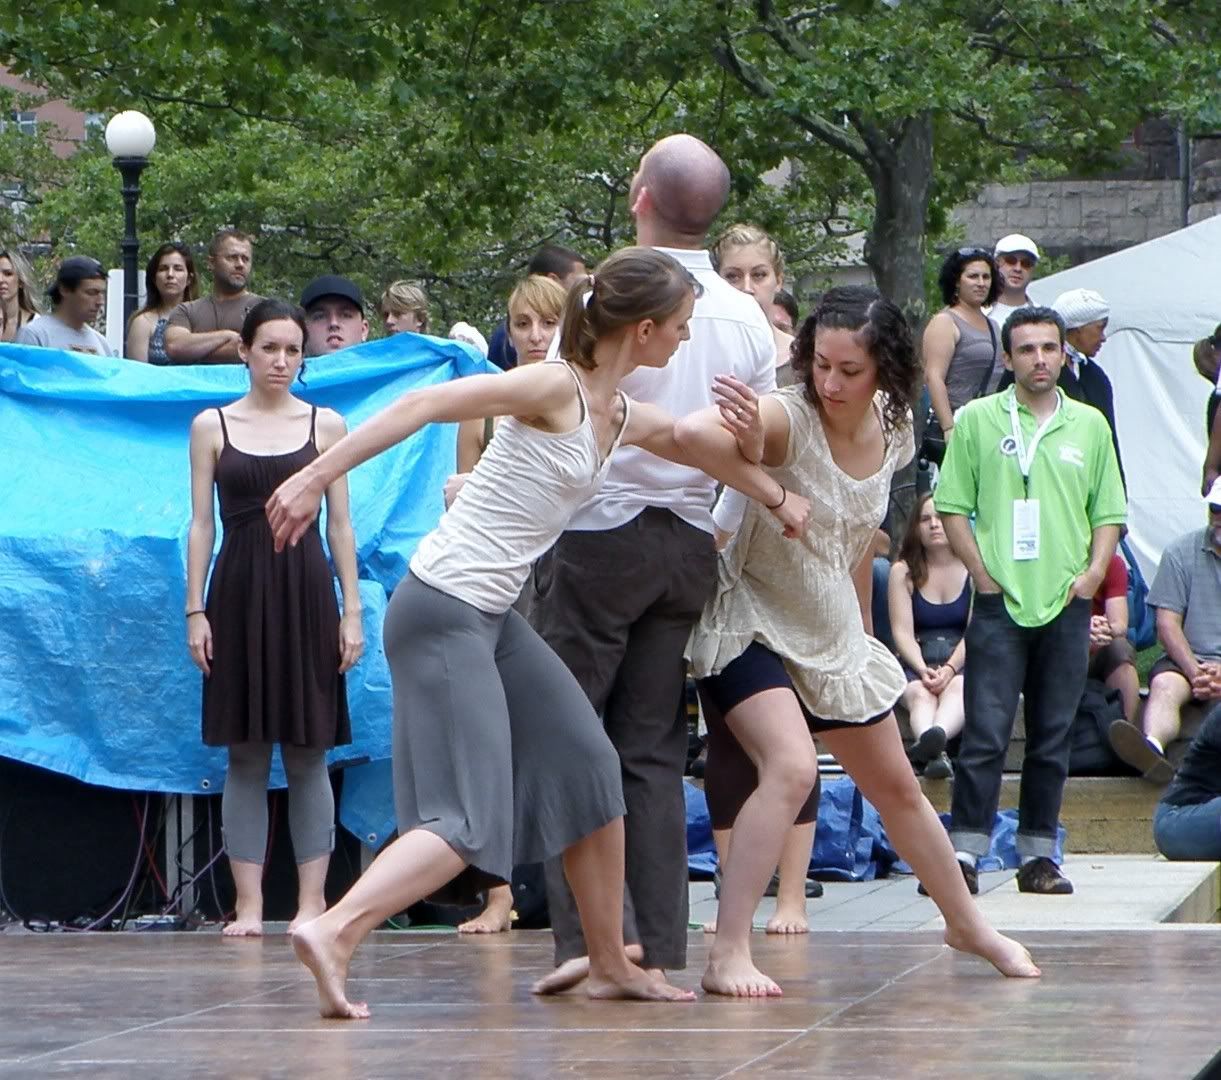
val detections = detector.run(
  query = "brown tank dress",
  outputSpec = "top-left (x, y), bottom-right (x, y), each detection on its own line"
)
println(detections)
top-left (201, 405), bottom-right (351, 749)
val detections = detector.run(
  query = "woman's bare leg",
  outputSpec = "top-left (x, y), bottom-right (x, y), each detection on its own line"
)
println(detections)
top-left (223, 860), bottom-right (264, 937)
top-left (904, 682), bottom-right (939, 739)
top-left (702, 688), bottom-right (818, 997)
top-left (767, 821), bottom-right (815, 935)
top-left (532, 818), bottom-right (694, 1001)
top-left (934, 676), bottom-right (966, 741)
top-left (288, 855), bottom-right (330, 934)
top-left (291, 829), bottom-right (468, 1019)
top-left (818, 716), bottom-right (1039, 978)
top-left (458, 883), bottom-right (514, 934)
top-left (703, 827), bottom-right (731, 933)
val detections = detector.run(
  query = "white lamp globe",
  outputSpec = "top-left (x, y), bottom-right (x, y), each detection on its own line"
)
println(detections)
top-left (105, 111), bottom-right (156, 158)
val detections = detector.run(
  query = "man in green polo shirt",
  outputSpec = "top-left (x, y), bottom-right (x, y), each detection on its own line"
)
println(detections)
top-left (935, 306), bottom-right (1126, 895)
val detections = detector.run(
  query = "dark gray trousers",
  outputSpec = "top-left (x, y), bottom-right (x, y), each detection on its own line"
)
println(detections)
top-left (531, 508), bottom-right (717, 970)
top-left (950, 593), bottom-right (1091, 859)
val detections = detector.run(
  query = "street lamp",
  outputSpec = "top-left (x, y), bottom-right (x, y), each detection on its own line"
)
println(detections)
top-left (105, 110), bottom-right (156, 355)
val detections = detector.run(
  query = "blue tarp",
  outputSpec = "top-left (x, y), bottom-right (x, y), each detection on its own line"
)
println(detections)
top-left (0, 335), bottom-right (494, 835)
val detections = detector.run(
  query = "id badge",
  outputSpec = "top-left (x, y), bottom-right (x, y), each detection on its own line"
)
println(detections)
top-left (1013, 499), bottom-right (1040, 561)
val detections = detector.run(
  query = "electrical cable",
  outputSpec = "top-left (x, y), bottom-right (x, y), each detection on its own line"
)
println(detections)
top-left (62, 794), bottom-right (149, 932)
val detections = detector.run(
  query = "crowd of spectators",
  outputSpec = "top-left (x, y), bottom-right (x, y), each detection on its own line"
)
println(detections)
top-left (4, 213), bottom-right (1220, 891)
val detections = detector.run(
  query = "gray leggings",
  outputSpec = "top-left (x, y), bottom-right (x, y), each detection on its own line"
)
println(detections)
top-left (222, 743), bottom-right (335, 865)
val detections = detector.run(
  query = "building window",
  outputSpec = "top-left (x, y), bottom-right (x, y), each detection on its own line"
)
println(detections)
top-left (5, 111), bottom-right (37, 136)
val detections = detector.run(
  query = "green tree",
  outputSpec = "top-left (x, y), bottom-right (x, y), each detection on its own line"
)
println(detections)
top-left (3, 1), bottom-right (1218, 316)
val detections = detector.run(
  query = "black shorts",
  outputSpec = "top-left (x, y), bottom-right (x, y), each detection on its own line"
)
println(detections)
top-left (698, 640), bottom-right (892, 733)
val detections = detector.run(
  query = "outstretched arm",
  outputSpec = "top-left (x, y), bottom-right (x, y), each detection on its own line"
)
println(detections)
top-left (268, 363), bottom-right (575, 549)
top-left (628, 401), bottom-right (810, 538)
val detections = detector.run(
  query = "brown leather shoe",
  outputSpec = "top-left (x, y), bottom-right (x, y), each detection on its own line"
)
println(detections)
top-left (1016, 857), bottom-right (1074, 895)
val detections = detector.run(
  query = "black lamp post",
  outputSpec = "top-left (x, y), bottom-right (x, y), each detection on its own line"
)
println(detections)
top-left (105, 111), bottom-right (156, 356)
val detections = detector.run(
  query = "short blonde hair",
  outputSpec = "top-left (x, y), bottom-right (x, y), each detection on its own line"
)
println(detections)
top-left (710, 222), bottom-right (785, 278)
top-left (507, 274), bottom-right (567, 323)
top-left (380, 281), bottom-right (430, 333)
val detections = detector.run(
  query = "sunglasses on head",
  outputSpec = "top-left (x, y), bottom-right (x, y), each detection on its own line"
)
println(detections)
top-left (1210, 504), bottom-right (1221, 515)
top-left (956, 247), bottom-right (991, 259)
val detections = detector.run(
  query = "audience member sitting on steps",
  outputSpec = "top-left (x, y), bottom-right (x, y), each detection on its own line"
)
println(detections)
top-left (1088, 552), bottom-right (1140, 725)
top-left (889, 493), bottom-right (968, 781)
top-left (1110, 487), bottom-right (1221, 783)
top-left (1152, 700), bottom-right (1221, 861)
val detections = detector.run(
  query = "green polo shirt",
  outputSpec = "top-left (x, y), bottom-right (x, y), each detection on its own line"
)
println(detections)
top-left (934, 387), bottom-right (1127, 627)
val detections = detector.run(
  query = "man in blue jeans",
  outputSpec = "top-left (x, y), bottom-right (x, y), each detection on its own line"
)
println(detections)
top-left (934, 307), bottom-right (1126, 895)
top-left (1153, 702), bottom-right (1221, 860)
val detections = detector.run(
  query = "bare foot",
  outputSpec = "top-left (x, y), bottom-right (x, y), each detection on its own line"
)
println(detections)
top-left (291, 917), bottom-right (371, 1019)
top-left (531, 944), bottom-right (645, 995)
top-left (702, 918), bottom-right (718, 934)
top-left (701, 953), bottom-right (783, 997)
top-left (287, 901), bottom-right (327, 935)
top-left (765, 905), bottom-right (809, 935)
top-left (944, 924), bottom-right (1041, 978)
top-left (586, 966), bottom-right (695, 1002)
top-left (457, 907), bottom-right (512, 934)
top-left (222, 909), bottom-right (263, 937)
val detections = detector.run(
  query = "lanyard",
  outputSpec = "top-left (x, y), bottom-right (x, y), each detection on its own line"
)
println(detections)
top-left (1008, 390), bottom-right (1060, 499)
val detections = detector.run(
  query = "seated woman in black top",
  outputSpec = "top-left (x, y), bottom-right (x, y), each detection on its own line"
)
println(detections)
top-left (888, 493), bottom-right (969, 779)
top-left (1153, 701), bottom-right (1221, 860)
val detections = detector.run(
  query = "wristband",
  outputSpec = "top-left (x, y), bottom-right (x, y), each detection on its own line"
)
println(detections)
top-left (186, 609), bottom-right (206, 618)
top-left (766, 486), bottom-right (787, 511)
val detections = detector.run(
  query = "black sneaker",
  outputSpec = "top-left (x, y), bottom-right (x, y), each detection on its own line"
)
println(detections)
top-left (907, 725), bottom-right (947, 768)
top-left (1108, 720), bottom-right (1174, 784)
top-left (918, 859), bottom-right (978, 897)
top-left (761, 871), bottom-right (824, 899)
top-left (923, 752), bottom-right (954, 780)
top-left (1016, 857), bottom-right (1074, 895)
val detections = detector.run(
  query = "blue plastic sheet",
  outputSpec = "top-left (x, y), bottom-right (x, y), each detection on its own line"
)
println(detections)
top-left (0, 335), bottom-right (494, 807)
top-left (685, 777), bottom-right (901, 883)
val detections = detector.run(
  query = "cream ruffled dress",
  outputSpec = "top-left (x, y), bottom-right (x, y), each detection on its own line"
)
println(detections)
top-left (687, 384), bottom-right (914, 723)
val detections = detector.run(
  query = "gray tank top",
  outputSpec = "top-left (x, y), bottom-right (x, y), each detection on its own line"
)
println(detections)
top-left (944, 311), bottom-right (1001, 411)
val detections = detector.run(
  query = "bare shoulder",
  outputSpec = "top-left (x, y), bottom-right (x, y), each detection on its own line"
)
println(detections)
top-left (316, 406), bottom-right (349, 440)
top-left (190, 407), bottom-right (222, 436)
top-left (889, 559), bottom-right (913, 589)
top-left (189, 407), bottom-right (223, 456)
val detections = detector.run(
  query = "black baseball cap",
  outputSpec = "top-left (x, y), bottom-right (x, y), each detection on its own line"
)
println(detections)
top-left (300, 274), bottom-right (364, 311)
top-left (55, 255), bottom-right (107, 287)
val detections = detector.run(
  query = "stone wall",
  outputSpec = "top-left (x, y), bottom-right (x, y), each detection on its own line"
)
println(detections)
top-left (951, 179), bottom-right (1185, 263)
top-left (1188, 135), bottom-right (1221, 224)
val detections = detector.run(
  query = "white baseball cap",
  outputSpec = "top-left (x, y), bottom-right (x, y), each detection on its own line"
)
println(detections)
top-left (994, 234), bottom-right (1041, 261)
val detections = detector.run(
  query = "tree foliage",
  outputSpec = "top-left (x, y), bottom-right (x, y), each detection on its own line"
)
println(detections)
top-left (1, 1), bottom-right (1217, 320)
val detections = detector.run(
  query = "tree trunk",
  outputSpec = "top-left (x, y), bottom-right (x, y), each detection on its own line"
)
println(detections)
top-left (863, 113), bottom-right (934, 318)
top-left (859, 114), bottom-right (934, 548)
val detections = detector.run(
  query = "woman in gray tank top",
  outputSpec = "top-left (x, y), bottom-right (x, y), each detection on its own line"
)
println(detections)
top-left (923, 247), bottom-right (1003, 437)
top-left (265, 247), bottom-right (812, 1020)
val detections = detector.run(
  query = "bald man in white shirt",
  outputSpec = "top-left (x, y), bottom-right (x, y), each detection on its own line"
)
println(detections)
top-left (532, 135), bottom-right (775, 986)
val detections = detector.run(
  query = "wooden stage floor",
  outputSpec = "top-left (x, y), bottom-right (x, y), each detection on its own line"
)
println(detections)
top-left (2, 928), bottom-right (1218, 1078)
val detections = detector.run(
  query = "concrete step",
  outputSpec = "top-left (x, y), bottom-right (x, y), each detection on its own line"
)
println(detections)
top-left (919, 773), bottom-right (1164, 854)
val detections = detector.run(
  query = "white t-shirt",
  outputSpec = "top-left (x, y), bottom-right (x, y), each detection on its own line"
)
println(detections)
top-left (567, 247), bottom-right (776, 534)
top-left (987, 299), bottom-right (1030, 332)
top-left (14, 313), bottom-right (116, 357)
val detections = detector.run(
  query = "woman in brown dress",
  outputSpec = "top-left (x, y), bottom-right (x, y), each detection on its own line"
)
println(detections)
top-left (186, 299), bottom-right (363, 937)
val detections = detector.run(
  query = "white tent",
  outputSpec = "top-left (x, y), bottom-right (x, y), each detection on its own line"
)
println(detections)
top-left (1027, 214), bottom-right (1221, 579)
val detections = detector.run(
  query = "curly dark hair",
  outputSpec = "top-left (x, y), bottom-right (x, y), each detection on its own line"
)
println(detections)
top-left (790, 285), bottom-right (919, 436)
top-left (937, 246), bottom-right (1001, 308)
